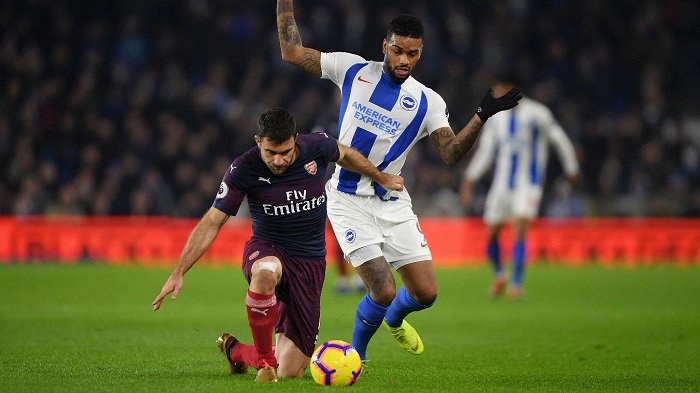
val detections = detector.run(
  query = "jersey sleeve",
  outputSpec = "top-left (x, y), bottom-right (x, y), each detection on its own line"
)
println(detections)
top-left (307, 132), bottom-right (341, 164)
top-left (423, 89), bottom-right (452, 134)
top-left (320, 52), bottom-right (367, 86)
top-left (539, 108), bottom-right (579, 176)
top-left (464, 121), bottom-right (497, 182)
top-left (212, 159), bottom-right (247, 216)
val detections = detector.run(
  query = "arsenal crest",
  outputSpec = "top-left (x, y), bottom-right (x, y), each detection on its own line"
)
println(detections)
top-left (304, 161), bottom-right (318, 175)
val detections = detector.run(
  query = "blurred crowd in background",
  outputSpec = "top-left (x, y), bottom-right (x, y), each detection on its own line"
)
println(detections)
top-left (2, 0), bottom-right (700, 218)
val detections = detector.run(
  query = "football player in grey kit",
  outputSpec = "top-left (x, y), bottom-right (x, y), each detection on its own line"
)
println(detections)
top-left (152, 108), bottom-right (403, 382)
top-left (276, 0), bottom-right (521, 362)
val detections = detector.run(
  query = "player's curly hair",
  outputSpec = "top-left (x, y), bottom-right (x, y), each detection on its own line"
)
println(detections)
top-left (256, 107), bottom-right (297, 144)
top-left (386, 14), bottom-right (424, 40)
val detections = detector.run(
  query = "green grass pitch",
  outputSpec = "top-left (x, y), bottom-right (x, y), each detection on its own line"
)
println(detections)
top-left (1, 263), bottom-right (698, 392)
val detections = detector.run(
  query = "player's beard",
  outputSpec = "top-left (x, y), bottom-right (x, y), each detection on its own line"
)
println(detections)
top-left (383, 59), bottom-right (409, 84)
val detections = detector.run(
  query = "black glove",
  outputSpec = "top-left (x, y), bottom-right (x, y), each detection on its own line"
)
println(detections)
top-left (476, 87), bottom-right (522, 121)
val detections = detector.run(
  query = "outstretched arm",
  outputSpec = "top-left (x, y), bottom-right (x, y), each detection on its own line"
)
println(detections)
top-left (430, 116), bottom-right (485, 166)
top-left (547, 120), bottom-right (580, 184)
top-left (336, 143), bottom-right (404, 192)
top-left (430, 88), bottom-right (522, 166)
top-left (152, 207), bottom-right (229, 310)
top-left (277, 0), bottom-right (322, 77)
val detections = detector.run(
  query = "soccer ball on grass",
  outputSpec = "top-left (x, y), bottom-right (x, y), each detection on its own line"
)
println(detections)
top-left (309, 340), bottom-right (363, 386)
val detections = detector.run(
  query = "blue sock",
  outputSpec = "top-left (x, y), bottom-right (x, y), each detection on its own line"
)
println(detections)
top-left (487, 239), bottom-right (502, 274)
top-left (512, 239), bottom-right (526, 285)
top-left (385, 286), bottom-right (434, 327)
top-left (352, 294), bottom-right (388, 360)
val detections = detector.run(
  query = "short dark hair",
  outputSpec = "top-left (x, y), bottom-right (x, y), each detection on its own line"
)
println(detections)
top-left (256, 108), bottom-right (297, 144)
top-left (386, 14), bottom-right (424, 40)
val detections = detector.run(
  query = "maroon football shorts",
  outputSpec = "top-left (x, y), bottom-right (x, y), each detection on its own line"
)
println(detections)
top-left (242, 238), bottom-right (326, 357)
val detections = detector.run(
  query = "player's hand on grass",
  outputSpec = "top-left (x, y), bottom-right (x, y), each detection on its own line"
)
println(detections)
top-left (476, 87), bottom-right (522, 121)
top-left (152, 274), bottom-right (184, 311)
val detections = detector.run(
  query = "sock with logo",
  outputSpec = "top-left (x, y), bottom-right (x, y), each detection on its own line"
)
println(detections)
top-left (246, 290), bottom-right (278, 368)
top-left (384, 286), bottom-right (434, 328)
top-left (352, 294), bottom-right (388, 361)
top-left (511, 239), bottom-right (526, 286)
top-left (487, 238), bottom-right (502, 275)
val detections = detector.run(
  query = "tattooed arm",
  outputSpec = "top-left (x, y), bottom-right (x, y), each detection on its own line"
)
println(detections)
top-left (429, 114), bottom-right (485, 166)
top-left (431, 88), bottom-right (521, 165)
top-left (277, 0), bottom-right (322, 77)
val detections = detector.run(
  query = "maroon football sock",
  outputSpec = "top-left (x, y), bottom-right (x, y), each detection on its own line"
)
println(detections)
top-left (230, 342), bottom-right (259, 368)
top-left (246, 290), bottom-right (278, 368)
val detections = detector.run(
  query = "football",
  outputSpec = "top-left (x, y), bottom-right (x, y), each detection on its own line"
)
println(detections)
top-left (309, 340), bottom-right (363, 386)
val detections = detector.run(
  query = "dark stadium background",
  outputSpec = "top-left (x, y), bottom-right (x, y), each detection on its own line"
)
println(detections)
top-left (1, 0), bottom-right (699, 218)
top-left (2, 3), bottom-right (699, 391)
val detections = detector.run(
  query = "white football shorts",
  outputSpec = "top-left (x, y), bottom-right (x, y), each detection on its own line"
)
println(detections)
top-left (325, 182), bottom-right (432, 269)
top-left (484, 184), bottom-right (543, 224)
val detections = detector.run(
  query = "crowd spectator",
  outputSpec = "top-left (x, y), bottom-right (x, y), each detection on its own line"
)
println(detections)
top-left (1, 0), bottom-right (699, 218)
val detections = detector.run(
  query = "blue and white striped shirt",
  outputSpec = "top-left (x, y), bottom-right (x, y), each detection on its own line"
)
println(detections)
top-left (321, 52), bottom-right (451, 197)
top-left (464, 97), bottom-right (579, 191)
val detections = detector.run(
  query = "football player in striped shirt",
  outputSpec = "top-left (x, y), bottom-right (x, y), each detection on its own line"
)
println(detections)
top-left (276, 1), bottom-right (521, 361)
top-left (460, 73), bottom-right (579, 299)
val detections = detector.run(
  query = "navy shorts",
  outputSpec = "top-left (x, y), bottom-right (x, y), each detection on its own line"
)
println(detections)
top-left (242, 238), bottom-right (326, 357)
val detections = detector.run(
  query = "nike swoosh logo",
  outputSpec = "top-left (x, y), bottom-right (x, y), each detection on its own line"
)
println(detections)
top-left (357, 75), bottom-right (372, 84)
top-left (421, 238), bottom-right (428, 247)
top-left (361, 319), bottom-right (379, 327)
